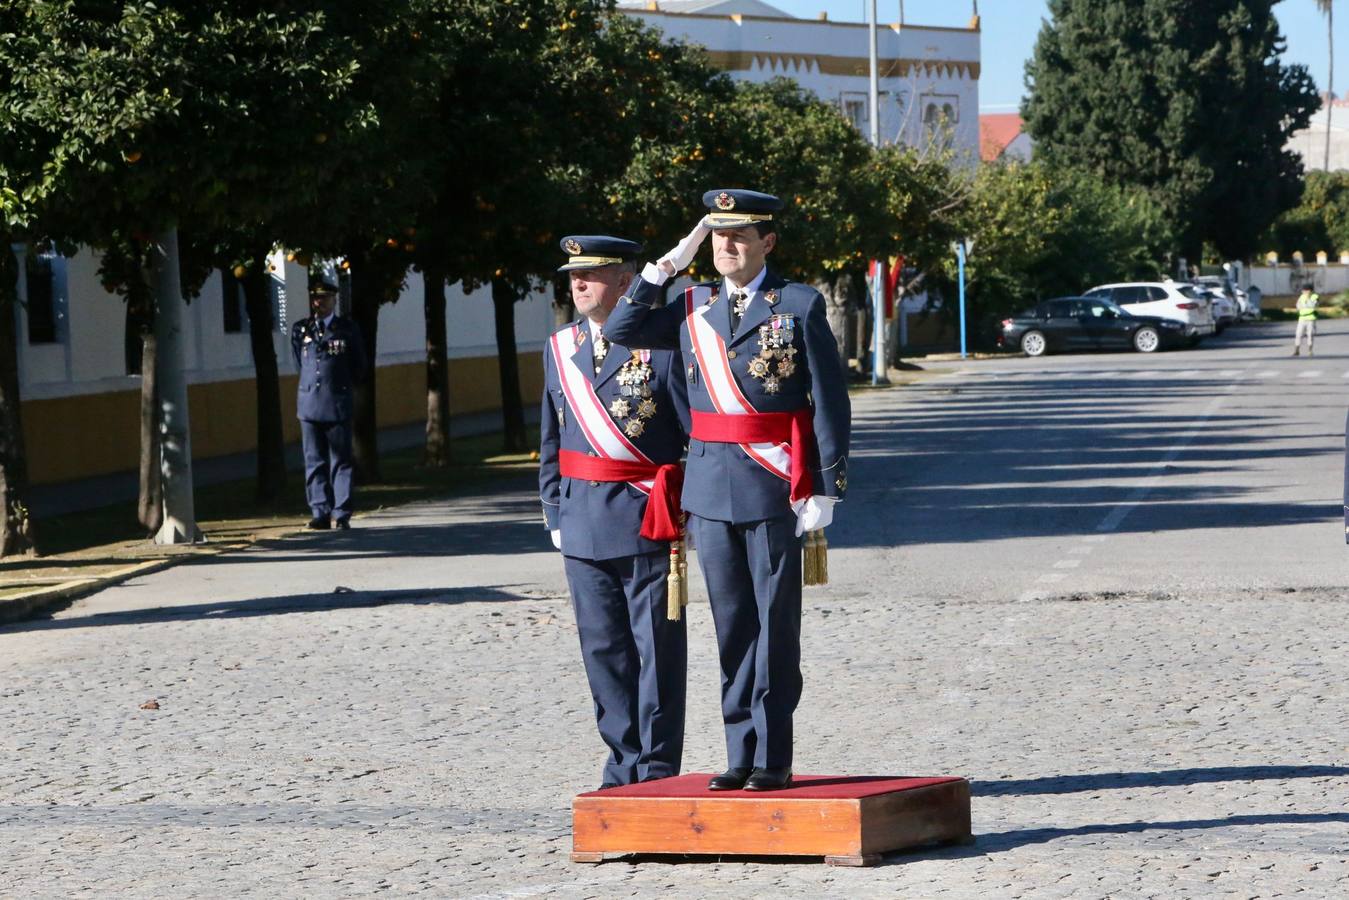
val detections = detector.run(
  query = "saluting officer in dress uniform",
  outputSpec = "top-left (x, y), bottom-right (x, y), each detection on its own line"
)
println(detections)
top-left (604, 190), bottom-right (851, 792)
top-left (539, 235), bottom-right (691, 789)
top-left (291, 286), bottom-right (367, 530)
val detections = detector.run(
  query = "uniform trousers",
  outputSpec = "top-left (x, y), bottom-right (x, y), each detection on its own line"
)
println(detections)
top-left (563, 551), bottom-right (687, 786)
top-left (301, 418), bottom-right (354, 521)
top-left (689, 511), bottom-right (803, 770)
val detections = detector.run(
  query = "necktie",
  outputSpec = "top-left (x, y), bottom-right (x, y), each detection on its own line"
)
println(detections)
top-left (731, 289), bottom-right (749, 334)
top-left (592, 328), bottom-right (608, 375)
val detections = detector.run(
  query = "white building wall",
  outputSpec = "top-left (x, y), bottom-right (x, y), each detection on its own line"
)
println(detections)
top-left (14, 245), bottom-right (556, 401)
top-left (621, 8), bottom-right (981, 164)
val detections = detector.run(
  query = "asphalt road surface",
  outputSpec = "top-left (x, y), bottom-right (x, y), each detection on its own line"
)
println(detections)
top-left (3, 318), bottom-right (1347, 898)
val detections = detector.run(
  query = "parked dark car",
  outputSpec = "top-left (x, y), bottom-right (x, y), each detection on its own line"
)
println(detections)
top-left (998, 296), bottom-right (1190, 357)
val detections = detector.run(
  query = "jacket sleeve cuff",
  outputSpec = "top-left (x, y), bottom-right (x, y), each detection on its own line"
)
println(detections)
top-left (815, 456), bottom-right (848, 499)
top-left (542, 500), bottom-right (559, 530)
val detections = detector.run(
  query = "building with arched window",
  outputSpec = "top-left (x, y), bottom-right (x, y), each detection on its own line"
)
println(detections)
top-left (617, 1), bottom-right (981, 163)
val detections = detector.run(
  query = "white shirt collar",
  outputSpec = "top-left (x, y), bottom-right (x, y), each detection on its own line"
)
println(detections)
top-left (723, 266), bottom-right (768, 298)
top-left (586, 317), bottom-right (605, 340)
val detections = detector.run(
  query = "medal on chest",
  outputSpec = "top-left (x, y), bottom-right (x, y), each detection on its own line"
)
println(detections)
top-left (749, 314), bottom-right (798, 394)
top-left (611, 350), bottom-right (657, 437)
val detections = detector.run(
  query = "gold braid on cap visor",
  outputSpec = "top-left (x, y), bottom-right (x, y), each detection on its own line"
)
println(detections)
top-left (565, 255), bottom-right (625, 267)
top-left (702, 213), bottom-right (774, 228)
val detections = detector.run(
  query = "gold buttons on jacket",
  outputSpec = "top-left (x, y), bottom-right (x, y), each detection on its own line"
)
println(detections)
top-left (727, 350), bottom-right (738, 359)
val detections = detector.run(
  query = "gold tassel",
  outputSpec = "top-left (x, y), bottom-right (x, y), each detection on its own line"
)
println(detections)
top-left (667, 529), bottom-right (689, 621)
top-left (803, 528), bottom-right (829, 586)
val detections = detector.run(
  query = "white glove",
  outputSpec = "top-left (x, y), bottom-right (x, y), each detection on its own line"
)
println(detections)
top-left (792, 496), bottom-right (836, 537)
top-left (550, 529), bottom-right (562, 550)
top-left (646, 221), bottom-right (711, 284)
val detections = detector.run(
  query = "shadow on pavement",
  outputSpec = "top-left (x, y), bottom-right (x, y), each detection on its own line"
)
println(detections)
top-left (0, 585), bottom-right (535, 634)
top-left (912, 812), bottom-right (1349, 860)
top-left (832, 365), bottom-right (1344, 549)
top-left (974, 765), bottom-right (1349, 796)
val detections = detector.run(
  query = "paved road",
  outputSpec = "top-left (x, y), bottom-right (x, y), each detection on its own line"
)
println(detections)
top-left (3, 319), bottom-right (1348, 897)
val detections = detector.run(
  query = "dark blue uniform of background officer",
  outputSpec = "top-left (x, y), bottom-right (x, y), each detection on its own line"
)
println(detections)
top-left (605, 190), bottom-right (851, 792)
top-left (291, 287), bottom-right (367, 530)
top-left (539, 235), bottom-right (691, 788)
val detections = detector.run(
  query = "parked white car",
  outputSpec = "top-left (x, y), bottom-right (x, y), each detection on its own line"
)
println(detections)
top-left (1196, 286), bottom-right (1237, 332)
top-left (1194, 275), bottom-right (1259, 321)
top-left (1082, 282), bottom-right (1217, 342)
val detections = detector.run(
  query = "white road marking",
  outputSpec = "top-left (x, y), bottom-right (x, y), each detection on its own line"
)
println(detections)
top-left (1216, 369), bottom-right (1241, 378)
top-left (1095, 390), bottom-right (1232, 533)
top-left (1053, 559), bottom-right (1082, 569)
top-left (1255, 370), bottom-right (1279, 378)
top-left (1037, 573), bottom-right (1067, 583)
top-left (1298, 370), bottom-right (1322, 378)
top-left (1068, 545), bottom-right (1095, 555)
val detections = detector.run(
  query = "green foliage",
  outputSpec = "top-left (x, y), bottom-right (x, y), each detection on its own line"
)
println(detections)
top-left (1023, 0), bottom-right (1319, 260)
top-left (955, 161), bottom-right (1170, 318)
top-left (1261, 169), bottom-right (1349, 258)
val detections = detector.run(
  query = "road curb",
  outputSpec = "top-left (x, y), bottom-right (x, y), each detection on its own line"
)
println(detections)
top-left (0, 539), bottom-right (269, 625)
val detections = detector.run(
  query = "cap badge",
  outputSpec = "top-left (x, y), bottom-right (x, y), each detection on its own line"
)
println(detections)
top-left (715, 192), bottom-right (736, 211)
top-left (564, 238), bottom-right (583, 255)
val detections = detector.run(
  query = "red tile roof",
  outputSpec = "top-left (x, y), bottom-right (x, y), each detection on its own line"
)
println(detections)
top-left (980, 113), bottom-right (1024, 162)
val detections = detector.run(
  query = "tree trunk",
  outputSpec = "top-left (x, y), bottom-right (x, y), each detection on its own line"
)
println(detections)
top-left (137, 315), bottom-right (162, 535)
top-left (423, 263), bottom-right (452, 467)
top-left (349, 249), bottom-right (382, 482)
top-left (553, 273), bottom-right (574, 327)
top-left (491, 276), bottom-right (528, 452)
top-left (0, 243), bottom-right (37, 556)
top-left (149, 227), bottom-right (202, 544)
top-left (241, 249), bottom-right (286, 503)
top-left (815, 273), bottom-right (852, 374)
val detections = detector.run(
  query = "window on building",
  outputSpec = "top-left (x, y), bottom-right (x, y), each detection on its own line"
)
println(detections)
top-left (842, 97), bottom-right (866, 133)
top-left (25, 253), bottom-right (59, 344)
top-left (222, 271), bottom-right (247, 333)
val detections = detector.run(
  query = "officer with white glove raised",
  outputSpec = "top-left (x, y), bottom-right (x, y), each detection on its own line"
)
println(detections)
top-left (605, 189), bottom-right (852, 792)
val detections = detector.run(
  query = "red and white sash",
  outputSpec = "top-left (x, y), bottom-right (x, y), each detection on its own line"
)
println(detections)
top-left (684, 286), bottom-right (793, 483)
top-left (550, 325), bottom-right (655, 494)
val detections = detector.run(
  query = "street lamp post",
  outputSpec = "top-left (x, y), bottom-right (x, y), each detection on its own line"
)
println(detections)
top-left (954, 238), bottom-right (973, 360)
top-left (867, 0), bottom-right (889, 385)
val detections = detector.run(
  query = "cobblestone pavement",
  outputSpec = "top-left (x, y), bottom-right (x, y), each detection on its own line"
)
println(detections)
top-left (4, 326), bottom-right (1349, 898)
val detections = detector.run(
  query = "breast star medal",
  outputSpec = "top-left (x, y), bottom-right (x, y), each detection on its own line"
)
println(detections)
top-left (610, 350), bottom-right (656, 434)
top-left (749, 314), bottom-right (798, 394)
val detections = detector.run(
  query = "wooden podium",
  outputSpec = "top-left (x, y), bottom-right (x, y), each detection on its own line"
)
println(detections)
top-left (572, 774), bottom-right (971, 867)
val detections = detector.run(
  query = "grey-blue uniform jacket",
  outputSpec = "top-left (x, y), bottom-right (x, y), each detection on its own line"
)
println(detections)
top-left (290, 315), bottom-right (368, 423)
top-left (539, 321), bottom-right (691, 560)
top-left (604, 270), bottom-right (850, 522)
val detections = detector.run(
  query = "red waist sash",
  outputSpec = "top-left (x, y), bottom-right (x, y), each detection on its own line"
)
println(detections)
top-left (558, 449), bottom-right (684, 541)
top-left (690, 409), bottom-right (814, 503)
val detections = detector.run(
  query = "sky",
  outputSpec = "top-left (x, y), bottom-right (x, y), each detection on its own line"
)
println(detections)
top-left (765, 0), bottom-right (1345, 114)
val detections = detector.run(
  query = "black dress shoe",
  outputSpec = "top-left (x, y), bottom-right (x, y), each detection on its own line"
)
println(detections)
top-left (306, 516), bottom-right (331, 530)
top-left (334, 518), bottom-right (351, 530)
top-left (744, 768), bottom-right (793, 791)
top-left (597, 782), bottom-right (620, 790)
top-left (707, 767), bottom-right (753, 791)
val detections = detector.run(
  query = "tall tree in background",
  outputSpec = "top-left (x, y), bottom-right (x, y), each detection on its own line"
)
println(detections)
top-left (1023, 0), bottom-right (1320, 260)
top-left (1319, 0), bottom-right (1335, 171)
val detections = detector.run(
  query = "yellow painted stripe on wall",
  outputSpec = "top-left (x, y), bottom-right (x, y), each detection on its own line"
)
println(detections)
top-left (24, 353), bottom-right (544, 485)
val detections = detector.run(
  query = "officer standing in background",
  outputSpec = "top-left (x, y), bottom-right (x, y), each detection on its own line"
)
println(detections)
top-left (539, 235), bottom-right (691, 789)
top-left (291, 285), bottom-right (367, 530)
top-left (605, 189), bottom-right (851, 792)
top-left (1293, 285), bottom-right (1318, 357)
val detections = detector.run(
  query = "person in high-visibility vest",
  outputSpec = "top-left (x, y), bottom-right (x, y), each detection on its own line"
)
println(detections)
top-left (1293, 286), bottom-right (1319, 356)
